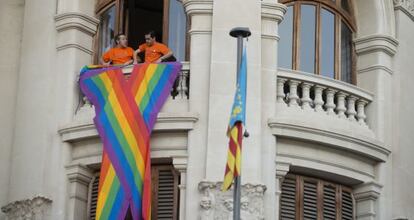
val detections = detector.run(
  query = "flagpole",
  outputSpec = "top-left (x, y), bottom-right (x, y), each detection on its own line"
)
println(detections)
top-left (229, 27), bottom-right (251, 220)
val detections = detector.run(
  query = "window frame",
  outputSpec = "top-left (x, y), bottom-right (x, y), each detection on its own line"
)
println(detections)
top-left (280, 173), bottom-right (355, 220)
top-left (279, 0), bottom-right (357, 84)
top-left (93, 0), bottom-right (189, 63)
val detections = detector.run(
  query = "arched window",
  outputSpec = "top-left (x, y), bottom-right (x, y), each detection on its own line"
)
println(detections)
top-left (94, 0), bottom-right (188, 63)
top-left (280, 174), bottom-right (355, 219)
top-left (278, 0), bottom-right (356, 84)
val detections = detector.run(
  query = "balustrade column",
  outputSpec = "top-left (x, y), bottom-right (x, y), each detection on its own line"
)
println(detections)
top-left (356, 99), bottom-right (369, 126)
top-left (347, 96), bottom-right (357, 121)
top-left (301, 82), bottom-right (313, 111)
top-left (336, 92), bottom-right (347, 118)
top-left (313, 85), bottom-right (326, 113)
top-left (276, 78), bottom-right (287, 105)
top-left (325, 88), bottom-right (337, 115)
top-left (288, 80), bottom-right (300, 107)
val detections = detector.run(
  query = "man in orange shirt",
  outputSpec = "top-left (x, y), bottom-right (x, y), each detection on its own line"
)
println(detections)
top-left (133, 31), bottom-right (174, 63)
top-left (101, 33), bottom-right (134, 65)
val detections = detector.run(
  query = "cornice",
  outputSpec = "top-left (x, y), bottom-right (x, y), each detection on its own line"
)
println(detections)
top-left (354, 34), bottom-right (399, 56)
top-left (55, 12), bottom-right (99, 36)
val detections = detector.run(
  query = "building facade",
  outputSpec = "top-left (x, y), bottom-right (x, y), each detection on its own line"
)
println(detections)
top-left (0, 0), bottom-right (413, 219)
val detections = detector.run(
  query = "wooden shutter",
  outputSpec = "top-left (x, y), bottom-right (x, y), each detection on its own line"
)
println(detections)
top-left (323, 185), bottom-right (337, 220)
top-left (280, 177), bottom-right (297, 219)
top-left (151, 163), bottom-right (180, 220)
top-left (303, 180), bottom-right (318, 219)
top-left (279, 174), bottom-right (355, 220)
top-left (88, 173), bottom-right (100, 220)
top-left (341, 190), bottom-right (353, 220)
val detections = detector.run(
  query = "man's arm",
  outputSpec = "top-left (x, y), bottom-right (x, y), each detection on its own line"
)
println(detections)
top-left (101, 50), bottom-right (112, 66)
top-left (133, 49), bottom-right (142, 64)
top-left (157, 50), bottom-right (173, 63)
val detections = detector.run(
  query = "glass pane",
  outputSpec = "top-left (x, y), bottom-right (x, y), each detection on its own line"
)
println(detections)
top-left (278, 6), bottom-right (293, 69)
top-left (320, 9), bottom-right (335, 78)
top-left (168, 0), bottom-right (187, 61)
top-left (299, 5), bottom-right (316, 73)
top-left (99, 5), bottom-right (116, 58)
top-left (341, 22), bottom-right (353, 83)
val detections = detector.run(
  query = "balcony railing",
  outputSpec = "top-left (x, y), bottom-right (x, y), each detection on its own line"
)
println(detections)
top-left (276, 69), bottom-right (373, 127)
top-left (78, 62), bottom-right (190, 110)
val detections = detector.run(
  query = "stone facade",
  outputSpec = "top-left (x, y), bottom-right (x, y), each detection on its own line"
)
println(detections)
top-left (1, 0), bottom-right (414, 219)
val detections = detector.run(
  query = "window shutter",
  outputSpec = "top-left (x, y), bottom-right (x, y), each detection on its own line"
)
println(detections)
top-left (89, 174), bottom-right (100, 220)
top-left (341, 190), bottom-right (353, 220)
top-left (303, 181), bottom-right (318, 219)
top-left (152, 164), bottom-right (179, 220)
top-left (280, 177), bottom-right (296, 219)
top-left (323, 185), bottom-right (337, 220)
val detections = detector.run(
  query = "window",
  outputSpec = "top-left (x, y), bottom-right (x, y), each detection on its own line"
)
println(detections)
top-left (94, 0), bottom-right (188, 63)
top-left (278, 0), bottom-right (356, 84)
top-left (88, 159), bottom-right (180, 220)
top-left (280, 174), bottom-right (355, 220)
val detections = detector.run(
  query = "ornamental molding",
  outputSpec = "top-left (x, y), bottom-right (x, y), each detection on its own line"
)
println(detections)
top-left (58, 112), bottom-right (199, 142)
top-left (55, 12), bottom-right (99, 36)
top-left (354, 34), bottom-right (399, 56)
top-left (261, 1), bottom-right (287, 23)
top-left (198, 181), bottom-right (266, 220)
top-left (1, 196), bottom-right (52, 220)
top-left (394, 0), bottom-right (414, 21)
top-left (182, 0), bottom-right (213, 17)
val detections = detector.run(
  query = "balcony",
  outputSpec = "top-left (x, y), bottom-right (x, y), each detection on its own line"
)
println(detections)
top-left (59, 62), bottom-right (197, 155)
top-left (269, 68), bottom-right (390, 162)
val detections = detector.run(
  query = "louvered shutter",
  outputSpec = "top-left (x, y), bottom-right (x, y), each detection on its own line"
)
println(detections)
top-left (303, 181), bottom-right (318, 219)
top-left (152, 165), bottom-right (179, 220)
top-left (89, 174), bottom-right (100, 220)
top-left (280, 177), bottom-right (296, 219)
top-left (323, 185), bottom-right (337, 220)
top-left (341, 190), bottom-right (353, 220)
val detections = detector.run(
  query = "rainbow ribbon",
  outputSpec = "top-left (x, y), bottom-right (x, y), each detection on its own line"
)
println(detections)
top-left (79, 63), bottom-right (182, 219)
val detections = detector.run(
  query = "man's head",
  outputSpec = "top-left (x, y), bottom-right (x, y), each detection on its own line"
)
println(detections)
top-left (144, 30), bottom-right (157, 46)
top-left (115, 33), bottom-right (128, 48)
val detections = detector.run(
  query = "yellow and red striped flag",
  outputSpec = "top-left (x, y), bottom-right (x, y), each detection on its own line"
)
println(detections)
top-left (223, 48), bottom-right (247, 191)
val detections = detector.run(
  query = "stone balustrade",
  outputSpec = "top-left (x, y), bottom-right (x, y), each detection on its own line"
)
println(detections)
top-left (79, 62), bottom-right (190, 109)
top-left (276, 69), bottom-right (373, 127)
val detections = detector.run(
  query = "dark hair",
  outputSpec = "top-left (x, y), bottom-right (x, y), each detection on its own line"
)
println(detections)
top-left (114, 33), bottom-right (126, 44)
top-left (144, 30), bottom-right (156, 39)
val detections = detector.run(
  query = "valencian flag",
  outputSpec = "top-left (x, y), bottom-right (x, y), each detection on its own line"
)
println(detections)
top-left (79, 63), bottom-right (181, 220)
top-left (222, 47), bottom-right (247, 191)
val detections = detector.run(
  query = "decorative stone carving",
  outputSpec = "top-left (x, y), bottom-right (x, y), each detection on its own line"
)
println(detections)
top-left (394, 0), bottom-right (414, 21)
top-left (1, 196), bottom-right (52, 220)
top-left (198, 181), bottom-right (266, 220)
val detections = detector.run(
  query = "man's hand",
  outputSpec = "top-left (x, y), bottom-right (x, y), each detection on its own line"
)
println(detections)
top-left (124, 60), bottom-right (133, 65)
top-left (103, 61), bottom-right (111, 66)
top-left (156, 58), bottom-right (163, 63)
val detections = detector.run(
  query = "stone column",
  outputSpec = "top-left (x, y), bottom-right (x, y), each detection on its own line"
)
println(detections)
top-left (275, 162), bottom-right (290, 220)
top-left (353, 181), bottom-right (382, 220)
top-left (262, 1), bottom-right (287, 219)
top-left (65, 164), bottom-right (94, 220)
top-left (181, 0), bottom-right (213, 219)
top-left (173, 155), bottom-right (188, 220)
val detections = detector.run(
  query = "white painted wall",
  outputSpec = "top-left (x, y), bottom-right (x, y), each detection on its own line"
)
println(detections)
top-left (0, 0), bottom-right (25, 219)
top-left (392, 8), bottom-right (414, 219)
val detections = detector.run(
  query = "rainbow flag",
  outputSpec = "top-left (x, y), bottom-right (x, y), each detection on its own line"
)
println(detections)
top-left (79, 63), bottom-right (182, 220)
top-left (222, 48), bottom-right (247, 191)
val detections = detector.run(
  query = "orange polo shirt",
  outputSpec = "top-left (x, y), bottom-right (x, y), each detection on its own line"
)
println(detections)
top-left (102, 47), bottom-right (134, 65)
top-left (138, 42), bottom-right (171, 63)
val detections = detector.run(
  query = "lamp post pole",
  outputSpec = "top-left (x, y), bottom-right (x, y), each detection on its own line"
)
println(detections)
top-left (229, 27), bottom-right (251, 220)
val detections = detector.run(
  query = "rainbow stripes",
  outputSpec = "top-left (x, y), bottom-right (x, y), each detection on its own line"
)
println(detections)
top-left (79, 63), bottom-right (181, 220)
